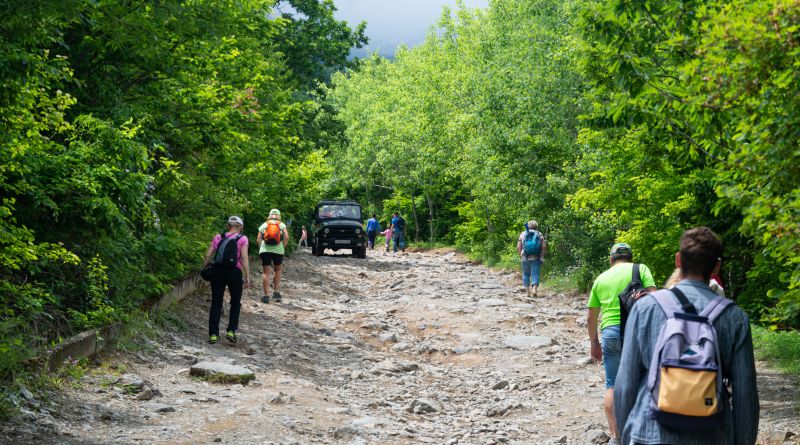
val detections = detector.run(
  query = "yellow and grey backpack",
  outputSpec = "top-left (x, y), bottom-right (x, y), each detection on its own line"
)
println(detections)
top-left (647, 288), bottom-right (732, 431)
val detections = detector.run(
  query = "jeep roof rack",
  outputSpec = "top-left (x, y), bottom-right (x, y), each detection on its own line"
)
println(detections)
top-left (317, 200), bottom-right (361, 206)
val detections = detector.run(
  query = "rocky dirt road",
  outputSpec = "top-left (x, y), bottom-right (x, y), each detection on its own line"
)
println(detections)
top-left (3, 249), bottom-right (798, 444)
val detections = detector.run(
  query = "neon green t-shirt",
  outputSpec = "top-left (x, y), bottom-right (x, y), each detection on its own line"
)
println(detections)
top-left (587, 262), bottom-right (656, 330)
top-left (258, 221), bottom-right (287, 255)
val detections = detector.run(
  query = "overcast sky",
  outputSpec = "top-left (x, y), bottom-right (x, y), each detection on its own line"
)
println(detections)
top-left (333, 0), bottom-right (490, 57)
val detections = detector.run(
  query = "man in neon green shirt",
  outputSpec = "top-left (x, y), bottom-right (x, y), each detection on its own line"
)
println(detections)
top-left (587, 243), bottom-right (657, 445)
top-left (258, 209), bottom-right (289, 304)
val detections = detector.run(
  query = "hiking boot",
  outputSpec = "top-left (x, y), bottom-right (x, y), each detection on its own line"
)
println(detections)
top-left (273, 292), bottom-right (282, 303)
top-left (261, 295), bottom-right (270, 304)
top-left (208, 335), bottom-right (219, 344)
top-left (226, 331), bottom-right (237, 344)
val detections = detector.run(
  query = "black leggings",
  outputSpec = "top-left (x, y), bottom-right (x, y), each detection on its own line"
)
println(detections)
top-left (209, 267), bottom-right (243, 336)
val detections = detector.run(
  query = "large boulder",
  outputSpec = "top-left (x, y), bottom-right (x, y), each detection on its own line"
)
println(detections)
top-left (189, 361), bottom-right (255, 384)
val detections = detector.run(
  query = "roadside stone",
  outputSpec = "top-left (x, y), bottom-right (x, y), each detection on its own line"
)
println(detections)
top-left (144, 402), bottom-right (175, 413)
top-left (452, 346), bottom-right (472, 355)
top-left (135, 388), bottom-right (155, 401)
top-left (360, 321), bottom-right (388, 331)
top-left (575, 356), bottom-right (594, 366)
top-left (267, 392), bottom-right (293, 404)
top-left (371, 359), bottom-right (419, 374)
top-left (478, 298), bottom-right (507, 307)
top-left (586, 430), bottom-right (609, 444)
top-left (116, 374), bottom-right (146, 393)
top-left (487, 402), bottom-right (523, 417)
top-left (503, 335), bottom-right (553, 350)
top-left (406, 399), bottom-right (438, 414)
top-left (479, 282), bottom-right (503, 290)
top-left (379, 332), bottom-right (398, 343)
top-left (492, 380), bottom-right (510, 390)
top-left (189, 361), bottom-right (255, 385)
top-left (391, 342), bottom-right (411, 352)
top-left (18, 385), bottom-right (38, 406)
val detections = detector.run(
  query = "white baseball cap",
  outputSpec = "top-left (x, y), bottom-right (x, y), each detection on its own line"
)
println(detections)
top-left (227, 216), bottom-right (244, 226)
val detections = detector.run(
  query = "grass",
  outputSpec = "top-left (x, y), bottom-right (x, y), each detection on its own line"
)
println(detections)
top-left (113, 304), bottom-right (187, 354)
top-left (542, 273), bottom-right (581, 294)
top-left (752, 325), bottom-right (800, 378)
top-left (406, 241), bottom-right (454, 251)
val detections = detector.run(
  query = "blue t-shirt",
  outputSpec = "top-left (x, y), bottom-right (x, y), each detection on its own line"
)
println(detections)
top-left (391, 216), bottom-right (400, 230)
top-left (367, 218), bottom-right (380, 232)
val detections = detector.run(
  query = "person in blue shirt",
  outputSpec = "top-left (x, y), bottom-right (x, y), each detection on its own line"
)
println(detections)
top-left (366, 214), bottom-right (380, 250)
top-left (390, 212), bottom-right (406, 255)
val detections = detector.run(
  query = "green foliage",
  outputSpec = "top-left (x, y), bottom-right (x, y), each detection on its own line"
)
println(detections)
top-left (328, 0), bottom-right (583, 257)
top-left (328, 0), bottom-right (799, 330)
top-left (752, 324), bottom-right (800, 378)
top-left (578, 0), bottom-right (800, 326)
top-left (0, 0), bottom-right (361, 397)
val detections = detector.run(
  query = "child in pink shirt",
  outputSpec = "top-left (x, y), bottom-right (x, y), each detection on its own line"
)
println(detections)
top-left (380, 227), bottom-right (392, 254)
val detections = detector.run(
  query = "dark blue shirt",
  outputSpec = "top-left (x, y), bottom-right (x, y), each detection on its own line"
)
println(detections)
top-left (366, 218), bottom-right (380, 232)
top-left (391, 216), bottom-right (400, 230)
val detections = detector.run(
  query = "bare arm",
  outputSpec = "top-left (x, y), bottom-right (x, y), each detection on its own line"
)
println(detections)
top-left (587, 307), bottom-right (602, 361)
top-left (240, 242), bottom-right (250, 285)
top-left (202, 244), bottom-right (215, 267)
top-left (282, 227), bottom-right (290, 247)
top-left (516, 235), bottom-right (523, 255)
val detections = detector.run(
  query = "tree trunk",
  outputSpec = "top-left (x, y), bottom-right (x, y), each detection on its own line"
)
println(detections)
top-left (426, 193), bottom-right (435, 243)
top-left (410, 192), bottom-right (420, 242)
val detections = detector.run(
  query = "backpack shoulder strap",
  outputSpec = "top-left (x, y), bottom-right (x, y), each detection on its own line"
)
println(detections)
top-left (651, 289), bottom-right (683, 318)
top-left (699, 296), bottom-right (733, 322)
top-left (632, 263), bottom-right (641, 282)
top-left (214, 233), bottom-right (233, 262)
top-left (670, 287), bottom-right (698, 315)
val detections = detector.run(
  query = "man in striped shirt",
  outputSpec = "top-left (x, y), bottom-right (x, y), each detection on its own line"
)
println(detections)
top-left (614, 227), bottom-right (759, 445)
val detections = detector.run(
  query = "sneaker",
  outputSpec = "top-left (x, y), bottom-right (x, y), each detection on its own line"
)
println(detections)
top-left (261, 295), bottom-right (270, 304)
top-left (208, 335), bottom-right (219, 344)
top-left (226, 331), bottom-right (237, 343)
top-left (273, 292), bottom-right (282, 303)
top-left (608, 438), bottom-right (622, 445)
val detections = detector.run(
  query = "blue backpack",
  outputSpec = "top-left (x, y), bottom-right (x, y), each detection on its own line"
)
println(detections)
top-left (522, 230), bottom-right (542, 256)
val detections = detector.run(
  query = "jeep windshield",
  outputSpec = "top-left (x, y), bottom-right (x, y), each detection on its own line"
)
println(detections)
top-left (317, 204), bottom-right (361, 221)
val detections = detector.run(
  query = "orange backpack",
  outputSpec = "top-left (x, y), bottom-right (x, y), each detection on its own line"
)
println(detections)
top-left (263, 220), bottom-right (282, 245)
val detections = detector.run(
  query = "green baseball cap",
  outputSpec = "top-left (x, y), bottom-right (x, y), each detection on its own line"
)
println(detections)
top-left (269, 209), bottom-right (281, 217)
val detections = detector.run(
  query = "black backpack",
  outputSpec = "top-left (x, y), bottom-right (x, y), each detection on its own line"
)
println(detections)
top-left (619, 263), bottom-right (645, 339)
top-left (396, 216), bottom-right (406, 230)
top-left (213, 233), bottom-right (242, 269)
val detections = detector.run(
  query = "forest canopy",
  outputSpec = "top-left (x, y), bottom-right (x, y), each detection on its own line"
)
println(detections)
top-left (326, 0), bottom-right (799, 329)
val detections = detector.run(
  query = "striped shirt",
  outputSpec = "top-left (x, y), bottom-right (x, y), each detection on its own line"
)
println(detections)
top-left (614, 279), bottom-right (759, 445)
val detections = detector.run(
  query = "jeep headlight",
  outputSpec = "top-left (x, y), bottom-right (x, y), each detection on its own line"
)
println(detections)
top-left (355, 228), bottom-right (361, 234)
top-left (324, 228), bottom-right (330, 234)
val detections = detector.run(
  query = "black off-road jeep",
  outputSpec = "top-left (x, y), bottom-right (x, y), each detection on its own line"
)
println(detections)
top-left (312, 200), bottom-right (367, 258)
